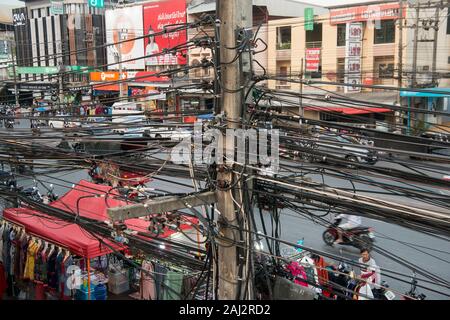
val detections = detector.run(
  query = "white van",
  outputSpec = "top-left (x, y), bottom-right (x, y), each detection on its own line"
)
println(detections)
top-left (111, 102), bottom-right (144, 115)
top-left (112, 115), bottom-right (147, 135)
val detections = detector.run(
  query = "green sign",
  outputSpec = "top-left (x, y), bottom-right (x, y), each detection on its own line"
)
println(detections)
top-left (50, 0), bottom-right (64, 15)
top-left (304, 8), bottom-right (314, 31)
top-left (88, 0), bottom-right (104, 8)
top-left (12, 65), bottom-right (93, 75)
top-left (16, 66), bottom-right (60, 74)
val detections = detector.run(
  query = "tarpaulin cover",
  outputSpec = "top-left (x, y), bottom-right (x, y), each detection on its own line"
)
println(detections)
top-left (3, 180), bottom-right (198, 257)
top-left (50, 180), bottom-right (197, 238)
top-left (2, 207), bottom-right (121, 258)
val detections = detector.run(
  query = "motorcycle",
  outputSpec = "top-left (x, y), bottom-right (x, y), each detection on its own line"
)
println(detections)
top-left (322, 217), bottom-right (375, 250)
top-left (325, 260), bottom-right (395, 300)
top-left (20, 186), bottom-right (43, 203)
top-left (45, 183), bottom-right (58, 202)
top-left (403, 273), bottom-right (426, 300)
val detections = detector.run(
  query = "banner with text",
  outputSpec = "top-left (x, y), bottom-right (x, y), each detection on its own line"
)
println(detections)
top-left (143, 0), bottom-right (187, 66)
top-left (345, 22), bottom-right (362, 93)
top-left (305, 48), bottom-right (321, 72)
top-left (105, 5), bottom-right (145, 70)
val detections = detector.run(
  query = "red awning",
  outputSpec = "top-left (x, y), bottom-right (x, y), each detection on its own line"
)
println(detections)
top-left (3, 180), bottom-right (197, 257)
top-left (304, 106), bottom-right (392, 115)
top-left (3, 208), bottom-right (121, 258)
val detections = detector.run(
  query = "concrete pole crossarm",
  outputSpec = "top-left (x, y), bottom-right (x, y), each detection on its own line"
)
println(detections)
top-left (107, 191), bottom-right (218, 222)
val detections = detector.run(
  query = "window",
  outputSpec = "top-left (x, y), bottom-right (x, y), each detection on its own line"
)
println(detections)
top-left (337, 24), bottom-right (346, 46)
top-left (447, 7), bottom-right (450, 34)
top-left (337, 58), bottom-right (345, 88)
top-left (279, 66), bottom-right (288, 84)
top-left (374, 56), bottom-right (395, 85)
top-left (374, 20), bottom-right (395, 44)
top-left (276, 26), bottom-right (291, 50)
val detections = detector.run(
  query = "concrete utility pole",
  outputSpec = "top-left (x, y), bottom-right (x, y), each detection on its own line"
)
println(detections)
top-left (397, 0), bottom-right (403, 97)
top-left (431, 5), bottom-right (440, 85)
top-left (411, 4), bottom-right (420, 88)
top-left (216, 0), bottom-right (252, 300)
top-left (299, 58), bottom-right (304, 125)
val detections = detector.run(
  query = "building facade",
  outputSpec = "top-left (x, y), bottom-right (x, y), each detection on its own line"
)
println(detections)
top-left (12, 0), bottom-right (110, 104)
top-left (265, 0), bottom-right (450, 132)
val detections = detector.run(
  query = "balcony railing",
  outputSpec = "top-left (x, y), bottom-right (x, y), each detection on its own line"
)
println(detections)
top-left (305, 41), bottom-right (322, 49)
top-left (276, 42), bottom-right (291, 50)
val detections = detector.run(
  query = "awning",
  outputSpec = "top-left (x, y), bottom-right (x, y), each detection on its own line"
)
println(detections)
top-left (304, 106), bottom-right (392, 115)
top-left (93, 84), bottom-right (120, 91)
top-left (3, 208), bottom-right (121, 258)
top-left (51, 180), bottom-right (197, 239)
top-left (400, 88), bottom-right (450, 98)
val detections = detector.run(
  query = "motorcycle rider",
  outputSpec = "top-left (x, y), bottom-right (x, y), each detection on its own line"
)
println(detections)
top-left (334, 212), bottom-right (362, 244)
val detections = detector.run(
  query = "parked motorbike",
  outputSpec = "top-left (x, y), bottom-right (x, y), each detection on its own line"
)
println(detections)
top-left (46, 183), bottom-right (58, 202)
top-left (20, 186), bottom-right (43, 203)
top-left (325, 260), bottom-right (395, 300)
top-left (322, 217), bottom-right (375, 250)
top-left (403, 273), bottom-right (426, 300)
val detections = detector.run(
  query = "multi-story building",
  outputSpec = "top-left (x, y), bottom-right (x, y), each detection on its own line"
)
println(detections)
top-left (0, 6), bottom-right (15, 97)
top-left (11, 0), bottom-right (110, 104)
top-left (185, 0), bottom-right (327, 117)
top-left (265, 0), bottom-right (450, 133)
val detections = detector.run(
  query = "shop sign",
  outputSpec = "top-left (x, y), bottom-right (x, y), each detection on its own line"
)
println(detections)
top-left (304, 8), bottom-right (314, 31)
top-left (305, 48), bottom-right (320, 72)
top-left (19, 83), bottom-right (57, 91)
top-left (345, 22), bottom-right (362, 93)
top-left (50, 0), bottom-right (64, 15)
top-left (330, 3), bottom-right (404, 25)
top-left (90, 71), bottom-right (127, 82)
top-left (16, 66), bottom-right (59, 74)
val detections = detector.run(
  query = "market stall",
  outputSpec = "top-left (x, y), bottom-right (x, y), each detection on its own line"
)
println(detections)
top-left (1, 208), bottom-right (122, 300)
top-left (1, 180), bottom-right (202, 300)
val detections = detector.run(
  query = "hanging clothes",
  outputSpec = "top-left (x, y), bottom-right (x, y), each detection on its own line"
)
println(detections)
top-left (286, 261), bottom-right (308, 287)
top-left (19, 235), bottom-right (29, 280)
top-left (140, 260), bottom-right (156, 300)
top-left (61, 255), bottom-right (74, 300)
top-left (0, 223), bottom-right (4, 264)
top-left (0, 262), bottom-right (7, 300)
top-left (154, 263), bottom-right (167, 300)
top-left (47, 250), bottom-right (59, 289)
top-left (2, 225), bottom-right (11, 274)
top-left (181, 276), bottom-right (196, 300)
top-left (314, 256), bottom-right (329, 286)
top-left (34, 246), bottom-right (48, 283)
top-left (163, 271), bottom-right (184, 300)
top-left (23, 240), bottom-right (39, 280)
top-left (55, 251), bottom-right (64, 294)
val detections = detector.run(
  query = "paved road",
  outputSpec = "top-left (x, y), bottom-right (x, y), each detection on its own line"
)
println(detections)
top-left (2, 119), bottom-right (449, 299)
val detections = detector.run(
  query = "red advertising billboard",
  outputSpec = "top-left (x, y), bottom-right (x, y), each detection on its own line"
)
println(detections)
top-left (305, 48), bottom-right (320, 72)
top-left (330, 3), bottom-right (405, 25)
top-left (143, 0), bottom-right (187, 66)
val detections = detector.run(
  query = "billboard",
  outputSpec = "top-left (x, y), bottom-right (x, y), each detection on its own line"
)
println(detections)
top-left (330, 3), bottom-right (405, 25)
top-left (143, 0), bottom-right (187, 66)
top-left (105, 5), bottom-right (145, 70)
